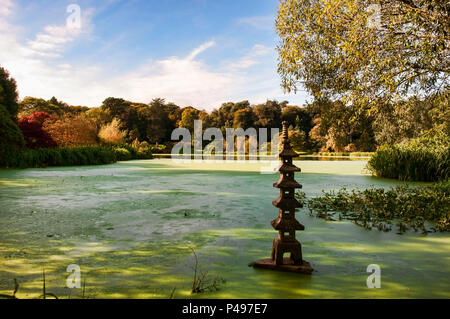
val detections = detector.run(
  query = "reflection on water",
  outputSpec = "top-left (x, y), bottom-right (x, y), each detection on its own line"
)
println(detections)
top-left (153, 154), bottom-right (370, 161)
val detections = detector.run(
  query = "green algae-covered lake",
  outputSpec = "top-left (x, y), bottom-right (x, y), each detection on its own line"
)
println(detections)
top-left (0, 159), bottom-right (449, 298)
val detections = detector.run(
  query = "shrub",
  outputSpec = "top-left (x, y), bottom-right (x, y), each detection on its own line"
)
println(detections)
top-left (98, 118), bottom-right (126, 144)
top-left (2, 146), bottom-right (117, 168)
top-left (113, 147), bottom-right (132, 161)
top-left (114, 142), bottom-right (153, 160)
top-left (368, 132), bottom-right (449, 181)
top-left (1, 142), bottom-right (152, 168)
top-left (131, 140), bottom-right (153, 159)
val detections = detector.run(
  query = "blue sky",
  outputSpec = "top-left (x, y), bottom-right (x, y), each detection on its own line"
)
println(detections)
top-left (0, 0), bottom-right (310, 110)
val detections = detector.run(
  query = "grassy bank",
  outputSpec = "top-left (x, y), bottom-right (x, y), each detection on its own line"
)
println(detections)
top-left (0, 144), bottom-right (152, 169)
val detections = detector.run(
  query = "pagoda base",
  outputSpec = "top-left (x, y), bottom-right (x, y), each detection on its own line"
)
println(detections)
top-left (250, 258), bottom-right (313, 274)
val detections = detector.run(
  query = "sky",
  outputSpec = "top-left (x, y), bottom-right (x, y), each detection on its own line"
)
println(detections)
top-left (0, 0), bottom-right (310, 111)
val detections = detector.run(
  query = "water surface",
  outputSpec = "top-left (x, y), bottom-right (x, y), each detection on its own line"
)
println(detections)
top-left (0, 159), bottom-right (448, 298)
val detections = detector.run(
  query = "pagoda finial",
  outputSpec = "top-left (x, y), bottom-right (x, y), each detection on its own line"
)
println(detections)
top-left (281, 120), bottom-right (293, 152)
top-left (282, 120), bottom-right (289, 143)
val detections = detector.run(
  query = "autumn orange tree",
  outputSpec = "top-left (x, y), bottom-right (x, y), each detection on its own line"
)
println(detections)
top-left (43, 115), bottom-right (98, 148)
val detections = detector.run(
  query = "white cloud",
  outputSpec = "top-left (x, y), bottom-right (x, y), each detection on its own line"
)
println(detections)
top-left (228, 44), bottom-right (273, 69)
top-left (186, 40), bottom-right (215, 60)
top-left (237, 15), bottom-right (275, 30)
top-left (26, 8), bottom-right (94, 58)
top-left (0, 0), bottom-right (13, 17)
top-left (0, 4), bottom-right (308, 110)
top-left (111, 46), bottom-right (238, 108)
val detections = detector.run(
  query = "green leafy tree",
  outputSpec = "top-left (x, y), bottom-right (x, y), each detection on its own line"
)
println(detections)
top-left (289, 128), bottom-right (307, 151)
top-left (374, 90), bottom-right (450, 145)
top-left (101, 97), bottom-right (138, 141)
top-left (19, 96), bottom-right (86, 117)
top-left (253, 100), bottom-right (282, 128)
top-left (179, 107), bottom-right (200, 132)
top-left (142, 98), bottom-right (173, 143)
top-left (165, 102), bottom-right (182, 136)
top-left (233, 108), bottom-right (255, 129)
top-left (276, 0), bottom-right (449, 109)
top-left (306, 98), bottom-right (376, 151)
top-left (0, 67), bottom-right (20, 116)
top-left (0, 67), bottom-right (24, 165)
top-left (281, 105), bottom-right (313, 133)
top-left (0, 105), bottom-right (25, 165)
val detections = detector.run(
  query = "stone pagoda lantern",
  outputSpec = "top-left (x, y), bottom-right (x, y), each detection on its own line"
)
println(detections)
top-left (252, 121), bottom-right (313, 274)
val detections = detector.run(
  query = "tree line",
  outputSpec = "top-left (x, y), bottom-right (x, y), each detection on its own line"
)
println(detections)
top-left (1, 66), bottom-right (448, 161)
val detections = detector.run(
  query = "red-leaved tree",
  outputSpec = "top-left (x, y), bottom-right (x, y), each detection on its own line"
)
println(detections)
top-left (18, 112), bottom-right (57, 149)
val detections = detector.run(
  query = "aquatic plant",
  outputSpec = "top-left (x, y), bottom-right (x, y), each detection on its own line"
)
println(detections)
top-left (0, 279), bottom-right (19, 299)
top-left (190, 249), bottom-right (225, 294)
top-left (39, 269), bottom-right (58, 299)
top-left (296, 181), bottom-right (450, 234)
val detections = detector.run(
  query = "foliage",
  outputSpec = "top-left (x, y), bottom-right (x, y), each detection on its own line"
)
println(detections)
top-left (233, 107), bottom-right (255, 129)
top-left (2, 146), bottom-right (116, 168)
top-left (276, 0), bottom-right (449, 109)
top-left (282, 105), bottom-right (313, 136)
top-left (139, 98), bottom-right (179, 143)
top-left (18, 96), bottom-right (88, 117)
top-left (0, 66), bottom-right (25, 165)
top-left (1, 64), bottom-right (447, 157)
top-left (18, 112), bottom-right (57, 149)
top-left (111, 143), bottom-right (153, 161)
top-left (179, 107), bottom-right (200, 133)
top-left (253, 100), bottom-right (282, 128)
top-left (288, 127), bottom-right (307, 151)
top-left (296, 181), bottom-right (450, 234)
top-left (306, 98), bottom-right (376, 152)
top-left (0, 66), bottom-right (19, 116)
top-left (0, 105), bottom-right (25, 166)
top-left (98, 118), bottom-right (126, 144)
top-left (112, 147), bottom-right (132, 161)
top-left (23, 111), bottom-right (55, 125)
top-left (43, 114), bottom-right (98, 147)
top-left (374, 90), bottom-right (450, 145)
top-left (151, 143), bottom-right (167, 152)
top-left (1, 143), bottom-right (152, 168)
top-left (308, 118), bottom-right (326, 151)
top-left (131, 139), bottom-right (153, 159)
top-left (368, 132), bottom-right (449, 181)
